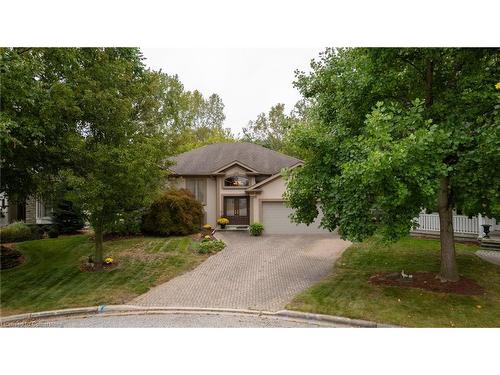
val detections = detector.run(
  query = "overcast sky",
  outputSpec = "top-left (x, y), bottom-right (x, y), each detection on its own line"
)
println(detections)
top-left (142, 48), bottom-right (323, 136)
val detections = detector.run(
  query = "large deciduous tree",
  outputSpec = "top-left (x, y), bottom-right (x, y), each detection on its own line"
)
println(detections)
top-left (1, 48), bottom-right (82, 201)
top-left (155, 73), bottom-right (234, 153)
top-left (61, 49), bottom-right (168, 269)
top-left (286, 48), bottom-right (500, 281)
top-left (1, 48), bottom-right (169, 269)
top-left (242, 101), bottom-right (310, 158)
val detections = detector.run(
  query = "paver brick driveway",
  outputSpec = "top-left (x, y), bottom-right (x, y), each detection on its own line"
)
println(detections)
top-left (133, 232), bottom-right (350, 311)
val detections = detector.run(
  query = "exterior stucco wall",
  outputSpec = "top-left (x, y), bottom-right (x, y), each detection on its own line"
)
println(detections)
top-left (205, 177), bottom-right (217, 226)
top-left (257, 177), bottom-right (286, 200)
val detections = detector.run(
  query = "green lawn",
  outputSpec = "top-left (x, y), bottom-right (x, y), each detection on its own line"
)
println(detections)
top-left (287, 237), bottom-right (500, 327)
top-left (1, 235), bottom-right (206, 316)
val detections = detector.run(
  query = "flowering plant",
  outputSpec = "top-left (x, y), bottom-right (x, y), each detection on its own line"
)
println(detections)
top-left (204, 235), bottom-right (211, 240)
top-left (104, 257), bottom-right (114, 264)
top-left (203, 224), bottom-right (212, 230)
top-left (217, 217), bottom-right (229, 225)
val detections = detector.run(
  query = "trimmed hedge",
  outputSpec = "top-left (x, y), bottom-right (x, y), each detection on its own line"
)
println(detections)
top-left (141, 189), bottom-right (204, 236)
top-left (0, 221), bottom-right (40, 243)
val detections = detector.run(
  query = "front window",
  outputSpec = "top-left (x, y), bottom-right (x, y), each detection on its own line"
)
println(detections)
top-left (186, 178), bottom-right (207, 204)
top-left (36, 200), bottom-right (53, 219)
top-left (224, 176), bottom-right (249, 187)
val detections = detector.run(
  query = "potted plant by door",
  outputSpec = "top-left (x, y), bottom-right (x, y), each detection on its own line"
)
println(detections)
top-left (217, 217), bottom-right (229, 229)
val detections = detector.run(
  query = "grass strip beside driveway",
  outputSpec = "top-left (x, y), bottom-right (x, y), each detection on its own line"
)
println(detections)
top-left (1, 235), bottom-right (206, 316)
top-left (287, 237), bottom-right (500, 327)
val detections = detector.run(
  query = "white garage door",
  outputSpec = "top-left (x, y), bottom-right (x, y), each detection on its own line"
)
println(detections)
top-left (262, 201), bottom-right (330, 235)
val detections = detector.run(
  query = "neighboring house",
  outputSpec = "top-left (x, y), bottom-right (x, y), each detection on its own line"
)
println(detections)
top-left (0, 193), bottom-right (53, 227)
top-left (169, 142), bottom-right (329, 235)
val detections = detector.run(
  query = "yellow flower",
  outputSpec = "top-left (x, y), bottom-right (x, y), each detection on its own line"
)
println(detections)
top-left (217, 217), bottom-right (229, 225)
top-left (203, 224), bottom-right (212, 229)
top-left (496, 82), bottom-right (500, 90)
top-left (104, 257), bottom-right (113, 264)
top-left (204, 235), bottom-right (211, 240)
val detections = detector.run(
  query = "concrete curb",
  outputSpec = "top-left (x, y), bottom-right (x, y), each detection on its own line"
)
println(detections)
top-left (275, 310), bottom-right (398, 328)
top-left (1, 305), bottom-right (397, 327)
top-left (1, 306), bottom-right (100, 323)
top-left (1, 305), bottom-right (277, 324)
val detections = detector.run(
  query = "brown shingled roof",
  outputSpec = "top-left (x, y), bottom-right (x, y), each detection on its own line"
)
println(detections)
top-left (169, 142), bottom-right (302, 175)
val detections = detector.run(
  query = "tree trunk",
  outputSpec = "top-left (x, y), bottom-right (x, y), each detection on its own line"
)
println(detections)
top-left (425, 59), bottom-right (434, 107)
top-left (423, 56), bottom-right (458, 281)
top-left (94, 220), bottom-right (104, 270)
top-left (437, 176), bottom-right (459, 282)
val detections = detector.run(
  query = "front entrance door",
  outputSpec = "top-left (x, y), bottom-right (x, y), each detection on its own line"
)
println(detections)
top-left (224, 196), bottom-right (249, 225)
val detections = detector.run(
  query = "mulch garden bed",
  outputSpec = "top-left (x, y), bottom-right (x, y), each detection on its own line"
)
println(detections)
top-left (369, 271), bottom-right (485, 296)
top-left (1, 244), bottom-right (25, 270)
top-left (193, 231), bottom-right (216, 241)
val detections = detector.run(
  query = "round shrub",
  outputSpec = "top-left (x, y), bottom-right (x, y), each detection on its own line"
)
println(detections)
top-left (249, 223), bottom-right (264, 236)
top-left (141, 189), bottom-right (204, 236)
top-left (48, 227), bottom-right (60, 238)
top-left (0, 221), bottom-right (40, 243)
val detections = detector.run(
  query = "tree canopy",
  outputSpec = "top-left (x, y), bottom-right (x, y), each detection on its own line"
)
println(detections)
top-left (1, 49), bottom-right (234, 203)
top-left (1, 48), bottom-right (85, 201)
top-left (286, 48), bottom-right (500, 281)
top-left (155, 73), bottom-right (234, 154)
top-left (242, 101), bottom-right (309, 158)
top-left (0, 47), bottom-right (233, 268)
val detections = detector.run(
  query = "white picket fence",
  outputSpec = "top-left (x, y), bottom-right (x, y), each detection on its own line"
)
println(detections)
top-left (415, 213), bottom-right (479, 234)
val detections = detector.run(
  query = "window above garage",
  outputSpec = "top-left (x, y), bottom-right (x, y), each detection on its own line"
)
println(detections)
top-left (224, 176), bottom-right (249, 187)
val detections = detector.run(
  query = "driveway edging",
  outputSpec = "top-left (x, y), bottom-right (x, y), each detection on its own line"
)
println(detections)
top-left (1, 305), bottom-right (397, 328)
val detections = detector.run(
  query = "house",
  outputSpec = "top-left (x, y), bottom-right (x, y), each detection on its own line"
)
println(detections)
top-left (168, 142), bottom-right (329, 234)
top-left (0, 193), bottom-right (53, 227)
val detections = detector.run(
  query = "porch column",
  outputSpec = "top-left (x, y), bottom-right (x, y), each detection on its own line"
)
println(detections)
top-left (249, 196), bottom-right (254, 224)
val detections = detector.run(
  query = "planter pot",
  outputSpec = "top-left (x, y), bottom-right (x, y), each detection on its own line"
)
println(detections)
top-left (220, 224), bottom-right (226, 229)
top-left (482, 224), bottom-right (492, 238)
